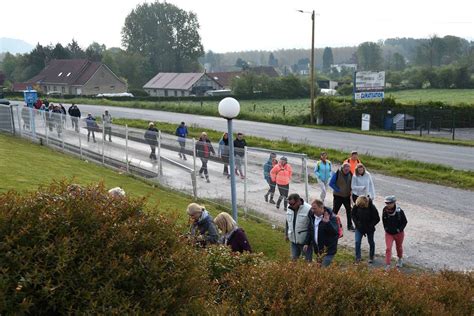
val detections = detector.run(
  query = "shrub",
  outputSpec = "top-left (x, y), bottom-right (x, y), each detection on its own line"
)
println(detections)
top-left (0, 181), bottom-right (210, 314)
top-left (220, 262), bottom-right (474, 315)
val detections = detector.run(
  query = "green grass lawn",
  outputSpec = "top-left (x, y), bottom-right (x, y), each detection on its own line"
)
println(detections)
top-left (0, 133), bottom-right (356, 263)
top-left (388, 89), bottom-right (474, 104)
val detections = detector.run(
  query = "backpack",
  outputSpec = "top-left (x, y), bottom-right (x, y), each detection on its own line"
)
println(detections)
top-left (335, 215), bottom-right (343, 238)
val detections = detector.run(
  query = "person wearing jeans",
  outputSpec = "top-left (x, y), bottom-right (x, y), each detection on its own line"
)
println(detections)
top-left (306, 199), bottom-right (339, 267)
top-left (352, 196), bottom-right (380, 264)
top-left (195, 132), bottom-right (215, 183)
top-left (329, 162), bottom-right (355, 231)
top-left (382, 195), bottom-right (408, 270)
top-left (285, 194), bottom-right (312, 262)
top-left (270, 157), bottom-right (292, 210)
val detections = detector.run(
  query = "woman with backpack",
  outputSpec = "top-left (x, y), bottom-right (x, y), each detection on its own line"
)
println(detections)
top-left (382, 195), bottom-right (408, 270)
top-left (314, 152), bottom-right (332, 202)
top-left (352, 195), bottom-right (380, 264)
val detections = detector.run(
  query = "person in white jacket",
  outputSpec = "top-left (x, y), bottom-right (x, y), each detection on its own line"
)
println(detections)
top-left (351, 163), bottom-right (375, 203)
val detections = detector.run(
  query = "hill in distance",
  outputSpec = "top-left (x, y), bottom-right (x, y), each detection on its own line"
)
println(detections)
top-left (0, 37), bottom-right (34, 54)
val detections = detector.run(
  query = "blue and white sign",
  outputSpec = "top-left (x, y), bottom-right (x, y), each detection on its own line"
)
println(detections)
top-left (354, 91), bottom-right (385, 100)
top-left (23, 89), bottom-right (38, 106)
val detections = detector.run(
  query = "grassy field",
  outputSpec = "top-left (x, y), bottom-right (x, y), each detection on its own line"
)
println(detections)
top-left (113, 118), bottom-right (474, 190)
top-left (0, 133), bottom-right (356, 263)
top-left (388, 89), bottom-right (474, 104)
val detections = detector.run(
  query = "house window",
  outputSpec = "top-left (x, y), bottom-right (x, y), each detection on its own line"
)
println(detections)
top-left (164, 90), bottom-right (168, 97)
top-left (62, 86), bottom-right (65, 93)
top-left (181, 91), bottom-right (185, 96)
top-left (43, 86), bottom-right (47, 92)
top-left (58, 72), bottom-right (63, 77)
top-left (174, 90), bottom-right (178, 97)
top-left (94, 86), bottom-right (100, 91)
top-left (66, 72), bottom-right (71, 77)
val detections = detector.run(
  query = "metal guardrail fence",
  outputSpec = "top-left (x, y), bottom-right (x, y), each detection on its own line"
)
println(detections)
top-left (2, 105), bottom-right (311, 226)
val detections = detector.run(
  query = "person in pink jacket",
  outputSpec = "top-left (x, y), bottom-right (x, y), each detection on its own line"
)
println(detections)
top-left (270, 156), bottom-right (293, 210)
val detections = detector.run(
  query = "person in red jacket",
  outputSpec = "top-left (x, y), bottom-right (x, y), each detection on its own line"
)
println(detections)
top-left (270, 156), bottom-right (293, 210)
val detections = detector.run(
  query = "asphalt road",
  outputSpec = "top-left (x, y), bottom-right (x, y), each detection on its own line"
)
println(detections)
top-left (18, 102), bottom-right (474, 171)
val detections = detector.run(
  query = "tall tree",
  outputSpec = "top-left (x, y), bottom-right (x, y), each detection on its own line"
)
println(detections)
top-left (357, 42), bottom-right (383, 71)
top-left (122, 1), bottom-right (204, 74)
top-left (67, 39), bottom-right (85, 58)
top-left (86, 42), bottom-right (107, 61)
top-left (51, 43), bottom-right (70, 59)
top-left (322, 47), bottom-right (334, 72)
top-left (268, 52), bottom-right (278, 67)
top-left (392, 52), bottom-right (406, 71)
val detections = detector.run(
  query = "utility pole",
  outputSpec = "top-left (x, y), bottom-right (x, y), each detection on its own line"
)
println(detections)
top-left (310, 10), bottom-right (316, 124)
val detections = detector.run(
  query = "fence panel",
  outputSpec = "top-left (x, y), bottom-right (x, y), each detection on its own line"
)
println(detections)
top-left (0, 105), bottom-right (14, 134)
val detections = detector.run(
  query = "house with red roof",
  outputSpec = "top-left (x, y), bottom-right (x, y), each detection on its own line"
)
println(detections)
top-left (20, 59), bottom-right (127, 95)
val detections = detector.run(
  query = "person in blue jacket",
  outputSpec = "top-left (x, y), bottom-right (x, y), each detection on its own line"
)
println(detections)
top-left (263, 152), bottom-right (277, 203)
top-left (314, 152), bottom-right (332, 202)
top-left (175, 121), bottom-right (188, 160)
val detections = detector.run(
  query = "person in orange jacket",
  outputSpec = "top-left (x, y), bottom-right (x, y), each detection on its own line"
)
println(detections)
top-left (270, 156), bottom-right (293, 210)
top-left (345, 150), bottom-right (361, 175)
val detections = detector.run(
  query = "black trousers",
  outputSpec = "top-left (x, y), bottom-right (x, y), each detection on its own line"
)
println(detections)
top-left (199, 158), bottom-right (209, 176)
top-left (266, 179), bottom-right (276, 193)
top-left (149, 145), bottom-right (157, 160)
top-left (178, 141), bottom-right (186, 155)
top-left (333, 195), bottom-right (353, 228)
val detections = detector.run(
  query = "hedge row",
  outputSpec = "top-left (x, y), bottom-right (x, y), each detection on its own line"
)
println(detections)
top-left (1, 182), bottom-right (472, 314)
top-left (318, 97), bottom-right (474, 128)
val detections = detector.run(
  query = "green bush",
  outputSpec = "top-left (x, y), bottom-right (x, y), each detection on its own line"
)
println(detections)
top-left (0, 182), bottom-right (210, 314)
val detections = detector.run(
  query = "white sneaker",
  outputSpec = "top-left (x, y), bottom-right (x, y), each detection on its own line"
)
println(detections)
top-left (396, 258), bottom-right (403, 268)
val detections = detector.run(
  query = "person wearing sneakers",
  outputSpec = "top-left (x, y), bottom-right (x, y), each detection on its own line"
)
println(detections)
top-left (345, 150), bottom-right (361, 175)
top-left (382, 195), bottom-right (408, 270)
top-left (175, 121), bottom-right (188, 160)
top-left (270, 156), bottom-right (293, 210)
top-left (314, 152), bottom-right (332, 202)
top-left (263, 152), bottom-right (278, 204)
top-left (233, 132), bottom-right (247, 179)
top-left (218, 132), bottom-right (230, 177)
top-left (352, 195), bottom-right (380, 264)
top-left (195, 132), bottom-right (215, 183)
top-left (329, 162), bottom-right (355, 231)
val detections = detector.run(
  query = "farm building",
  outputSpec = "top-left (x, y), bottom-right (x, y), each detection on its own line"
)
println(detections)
top-left (143, 73), bottom-right (223, 97)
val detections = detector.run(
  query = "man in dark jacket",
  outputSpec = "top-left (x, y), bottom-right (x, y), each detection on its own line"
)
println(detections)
top-left (305, 199), bottom-right (339, 267)
top-left (144, 122), bottom-right (159, 160)
top-left (329, 162), bottom-right (355, 231)
top-left (68, 103), bottom-right (81, 132)
top-left (195, 132), bottom-right (215, 183)
top-left (306, 199), bottom-right (339, 267)
top-left (263, 152), bottom-right (277, 204)
top-left (233, 132), bottom-right (247, 179)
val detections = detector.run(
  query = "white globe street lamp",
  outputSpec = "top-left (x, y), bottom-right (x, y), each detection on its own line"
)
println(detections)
top-left (218, 97), bottom-right (240, 221)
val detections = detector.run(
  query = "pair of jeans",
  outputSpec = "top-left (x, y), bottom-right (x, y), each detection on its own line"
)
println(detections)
top-left (355, 229), bottom-right (375, 260)
top-left (235, 154), bottom-right (244, 175)
top-left (290, 242), bottom-right (312, 262)
top-left (321, 254), bottom-right (335, 267)
top-left (333, 194), bottom-right (353, 228)
top-left (385, 231), bottom-right (404, 265)
top-left (178, 141), bottom-right (186, 156)
top-left (199, 158), bottom-right (209, 176)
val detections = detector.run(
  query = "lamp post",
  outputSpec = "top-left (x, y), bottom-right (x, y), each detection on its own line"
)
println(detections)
top-left (218, 97), bottom-right (240, 222)
top-left (298, 9), bottom-right (316, 124)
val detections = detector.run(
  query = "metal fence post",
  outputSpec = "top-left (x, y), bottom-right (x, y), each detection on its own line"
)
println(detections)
top-left (452, 109), bottom-right (456, 141)
top-left (125, 124), bottom-right (129, 173)
top-left (192, 138), bottom-right (197, 175)
top-left (30, 107), bottom-right (36, 139)
top-left (61, 113), bottom-right (65, 151)
top-left (191, 171), bottom-right (198, 200)
top-left (78, 129), bottom-right (83, 159)
top-left (303, 157), bottom-right (309, 202)
top-left (102, 123), bottom-right (105, 165)
top-left (244, 146), bottom-right (248, 215)
top-left (9, 105), bottom-right (15, 135)
top-left (16, 106), bottom-right (22, 137)
top-left (192, 137), bottom-right (197, 199)
top-left (158, 130), bottom-right (163, 176)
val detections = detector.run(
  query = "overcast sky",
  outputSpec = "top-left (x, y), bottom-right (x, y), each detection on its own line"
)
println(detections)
top-left (3, 0), bottom-right (473, 52)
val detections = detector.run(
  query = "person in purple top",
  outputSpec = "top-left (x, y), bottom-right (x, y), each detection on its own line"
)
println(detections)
top-left (214, 212), bottom-right (252, 253)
